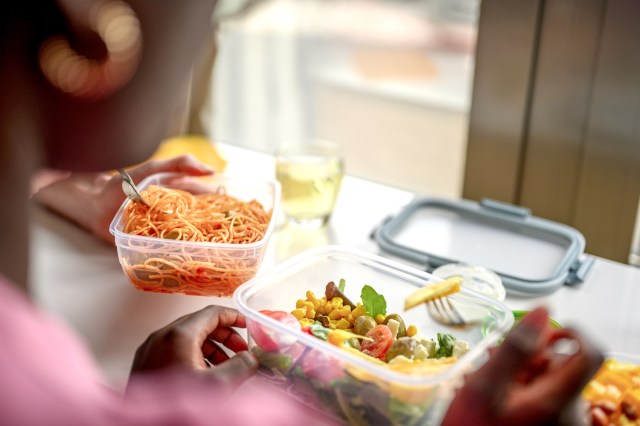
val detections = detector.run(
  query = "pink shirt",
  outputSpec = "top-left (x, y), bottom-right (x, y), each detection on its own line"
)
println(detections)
top-left (0, 277), bottom-right (332, 425)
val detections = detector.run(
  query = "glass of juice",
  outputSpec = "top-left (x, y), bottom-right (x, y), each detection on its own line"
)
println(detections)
top-left (276, 140), bottom-right (344, 227)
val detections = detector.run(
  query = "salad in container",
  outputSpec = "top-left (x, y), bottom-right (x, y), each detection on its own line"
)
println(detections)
top-left (234, 246), bottom-right (514, 425)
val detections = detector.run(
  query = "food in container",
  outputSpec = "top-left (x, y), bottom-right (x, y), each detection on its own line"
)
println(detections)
top-left (234, 246), bottom-right (514, 425)
top-left (582, 353), bottom-right (640, 426)
top-left (109, 172), bottom-right (280, 296)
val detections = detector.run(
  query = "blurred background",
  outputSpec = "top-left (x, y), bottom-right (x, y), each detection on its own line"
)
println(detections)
top-left (175, 0), bottom-right (640, 266)
top-left (212, 0), bottom-right (477, 199)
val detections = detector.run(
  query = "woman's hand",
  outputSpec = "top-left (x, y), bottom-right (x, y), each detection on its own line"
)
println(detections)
top-left (32, 155), bottom-right (214, 243)
top-left (442, 307), bottom-right (604, 426)
top-left (131, 305), bottom-right (258, 386)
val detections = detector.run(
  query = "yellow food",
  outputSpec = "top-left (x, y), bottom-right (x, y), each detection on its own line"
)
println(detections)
top-left (375, 314), bottom-right (387, 324)
top-left (327, 329), bottom-right (373, 348)
top-left (583, 357), bottom-right (640, 425)
top-left (404, 277), bottom-right (462, 311)
top-left (293, 291), bottom-right (366, 330)
top-left (406, 324), bottom-right (418, 337)
top-left (149, 135), bottom-right (227, 172)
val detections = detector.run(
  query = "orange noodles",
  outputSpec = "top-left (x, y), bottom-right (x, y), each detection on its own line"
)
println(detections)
top-left (121, 184), bottom-right (272, 296)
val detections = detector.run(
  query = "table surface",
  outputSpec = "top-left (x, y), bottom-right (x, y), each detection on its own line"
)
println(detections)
top-left (29, 143), bottom-right (640, 391)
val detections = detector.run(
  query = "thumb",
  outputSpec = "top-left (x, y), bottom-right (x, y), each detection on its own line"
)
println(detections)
top-left (204, 351), bottom-right (258, 385)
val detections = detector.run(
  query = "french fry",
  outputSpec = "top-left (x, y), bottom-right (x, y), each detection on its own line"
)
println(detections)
top-left (404, 277), bottom-right (462, 311)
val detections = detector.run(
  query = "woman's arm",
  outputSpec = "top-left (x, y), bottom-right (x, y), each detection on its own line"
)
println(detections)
top-left (32, 155), bottom-right (214, 243)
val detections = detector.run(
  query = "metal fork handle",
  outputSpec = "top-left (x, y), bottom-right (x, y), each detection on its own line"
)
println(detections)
top-left (117, 169), bottom-right (150, 207)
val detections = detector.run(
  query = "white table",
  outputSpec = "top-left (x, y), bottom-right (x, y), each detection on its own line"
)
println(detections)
top-left (30, 144), bottom-right (640, 391)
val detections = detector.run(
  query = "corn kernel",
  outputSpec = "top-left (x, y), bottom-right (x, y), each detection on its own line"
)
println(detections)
top-left (336, 318), bottom-right (351, 329)
top-left (291, 308), bottom-right (306, 320)
top-left (296, 300), bottom-right (306, 309)
top-left (305, 308), bottom-right (315, 319)
top-left (375, 314), bottom-right (386, 324)
top-left (306, 290), bottom-right (317, 302)
top-left (328, 322), bottom-right (337, 330)
top-left (340, 306), bottom-right (351, 315)
top-left (406, 324), bottom-right (418, 337)
top-left (352, 305), bottom-right (366, 318)
top-left (300, 318), bottom-right (313, 328)
top-left (304, 301), bottom-right (314, 311)
top-left (313, 299), bottom-right (321, 310)
top-left (327, 309), bottom-right (341, 320)
top-left (331, 297), bottom-right (343, 308)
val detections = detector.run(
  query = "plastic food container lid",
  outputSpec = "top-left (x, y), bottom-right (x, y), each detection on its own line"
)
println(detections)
top-left (374, 197), bottom-right (595, 295)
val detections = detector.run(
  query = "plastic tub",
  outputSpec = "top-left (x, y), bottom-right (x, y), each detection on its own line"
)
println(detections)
top-left (109, 172), bottom-right (280, 297)
top-left (234, 246), bottom-right (514, 425)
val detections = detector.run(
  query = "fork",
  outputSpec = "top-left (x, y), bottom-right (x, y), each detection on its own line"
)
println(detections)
top-left (117, 168), bottom-right (150, 208)
top-left (426, 296), bottom-right (468, 327)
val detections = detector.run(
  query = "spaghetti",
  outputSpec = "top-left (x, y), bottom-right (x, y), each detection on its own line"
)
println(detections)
top-left (120, 184), bottom-right (271, 296)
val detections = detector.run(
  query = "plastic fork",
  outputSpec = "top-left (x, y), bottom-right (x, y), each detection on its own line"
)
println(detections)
top-left (117, 168), bottom-right (150, 208)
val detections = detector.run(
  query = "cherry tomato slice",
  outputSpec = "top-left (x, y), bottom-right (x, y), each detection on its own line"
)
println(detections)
top-left (261, 310), bottom-right (300, 327)
top-left (360, 324), bottom-right (393, 360)
top-left (248, 310), bottom-right (301, 352)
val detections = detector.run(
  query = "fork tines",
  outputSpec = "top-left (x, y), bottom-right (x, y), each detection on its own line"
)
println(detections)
top-left (427, 297), bottom-right (466, 327)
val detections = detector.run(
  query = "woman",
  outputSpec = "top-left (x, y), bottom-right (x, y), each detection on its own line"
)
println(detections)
top-left (1, 1), bottom-right (319, 424)
top-left (0, 1), bottom-right (602, 424)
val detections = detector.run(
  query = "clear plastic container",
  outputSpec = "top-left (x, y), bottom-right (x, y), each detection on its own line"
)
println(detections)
top-left (234, 246), bottom-right (514, 425)
top-left (109, 172), bottom-right (280, 297)
top-left (432, 263), bottom-right (506, 301)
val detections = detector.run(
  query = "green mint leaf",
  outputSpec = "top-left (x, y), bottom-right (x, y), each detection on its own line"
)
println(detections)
top-left (338, 278), bottom-right (346, 293)
top-left (360, 284), bottom-right (387, 318)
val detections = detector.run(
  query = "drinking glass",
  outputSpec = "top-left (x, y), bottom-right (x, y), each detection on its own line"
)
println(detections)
top-left (276, 140), bottom-right (344, 227)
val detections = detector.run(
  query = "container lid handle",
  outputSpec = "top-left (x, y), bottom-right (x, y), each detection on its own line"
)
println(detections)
top-left (480, 198), bottom-right (531, 219)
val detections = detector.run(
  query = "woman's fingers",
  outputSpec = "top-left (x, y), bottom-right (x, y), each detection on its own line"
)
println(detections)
top-left (206, 326), bottom-right (249, 355)
top-left (126, 155), bottom-right (215, 182)
top-left (131, 306), bottom-right (249, 373)
top-left (503, 328), bottom-right (604, 424)
top-left (203, 338), bottom-right (231, 366)
top-left (443, 308), bottom-right (604, 426)
top-left (169, 306), bottom-right (247, 341)
top-left (442, 308), bottom-right (551, 426)
top-left (468, 308), bottom-right (550, 404)
top-left (203, 351), bottom-right (258, 385)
